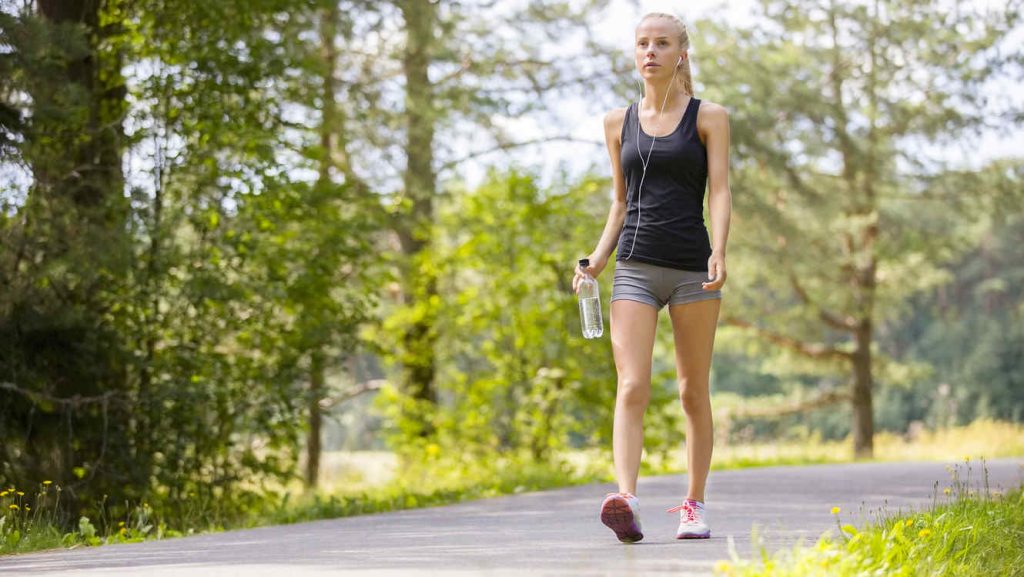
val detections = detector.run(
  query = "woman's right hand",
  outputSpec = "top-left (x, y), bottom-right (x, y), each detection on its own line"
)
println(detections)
top-left (573, 254), bottom-right (608, 295)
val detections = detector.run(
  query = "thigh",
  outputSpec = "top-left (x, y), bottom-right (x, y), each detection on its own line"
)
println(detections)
top-left (667, 298), bottom-right (721, 384)
top-left (610, 299), bottom-right (659, 382)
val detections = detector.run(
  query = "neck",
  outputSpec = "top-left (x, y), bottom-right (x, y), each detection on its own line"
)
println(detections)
top-left (641, 77), bottom-right (685, 111)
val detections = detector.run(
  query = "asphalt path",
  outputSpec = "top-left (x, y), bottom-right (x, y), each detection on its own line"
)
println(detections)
top-left (2, 459), bottom-right (1021, 577)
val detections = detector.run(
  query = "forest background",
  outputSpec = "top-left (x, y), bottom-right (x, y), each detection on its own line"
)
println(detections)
top-left (1, 0), bottom-right (1022, 537)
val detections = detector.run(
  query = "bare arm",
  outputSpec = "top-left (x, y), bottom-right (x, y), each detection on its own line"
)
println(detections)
top-left (699, 102), bottom-right (732, 290)
top-left (574, 107), bottom-right (628, 294)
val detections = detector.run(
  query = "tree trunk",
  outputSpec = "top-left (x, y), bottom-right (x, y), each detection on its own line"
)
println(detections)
top-left (305, 350), bottom-right (325, 488)
top-left (37, 0), bottom-right (127, 214)
top-left (851, 322), bottom-right (874, 459)
top-left (17, 0), bottom-right (132, 509)
top-left (395, 0), bottom-right (440, 428)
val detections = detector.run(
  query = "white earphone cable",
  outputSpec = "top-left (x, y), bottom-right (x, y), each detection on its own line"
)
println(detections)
top-left (624, 56), bottom-right (682, 261)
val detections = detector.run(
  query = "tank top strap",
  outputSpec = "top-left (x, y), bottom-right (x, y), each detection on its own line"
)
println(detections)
top-left (682, 97), bottom-right (701, 138)
top-left (620, 102), bottom-right (636, 144)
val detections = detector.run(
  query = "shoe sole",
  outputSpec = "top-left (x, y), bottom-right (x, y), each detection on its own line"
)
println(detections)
top-left (600, 497), bottom-right (643, 543)
top-left (676, 531), bottom-right (711, 539)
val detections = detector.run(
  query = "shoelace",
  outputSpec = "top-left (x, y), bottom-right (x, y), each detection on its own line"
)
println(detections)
top-left (666, 502), bottom-right (699, 523)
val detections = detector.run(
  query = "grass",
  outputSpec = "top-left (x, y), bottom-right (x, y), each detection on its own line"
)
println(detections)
top-left (2, 420), bottom-right (1022, 557)
top-left (258, 451), bottom-right (608, 526)
top-left (0, 482), bottom-right (166, 554)
top-left (634, 419), bottom-right (1024, 475)
top-left (0, 451), bottom-right (608, 556)
top-left (714, 459), bottom-right (1024, 577)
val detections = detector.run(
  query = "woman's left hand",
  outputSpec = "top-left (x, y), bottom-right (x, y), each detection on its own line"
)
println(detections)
top-left (703, 251), bottom-right (727, 291)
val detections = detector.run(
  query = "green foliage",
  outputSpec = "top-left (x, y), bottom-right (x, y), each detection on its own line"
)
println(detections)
top-left (1, 0), bottom-right (1022, 547)
top-left (693, 1), bottom-right (1023, 451)
top-left (718, 461), bottom-right (1024, 576)
top-left (1, 0), bottom-right (377, 529)
top-left (883, 205), bottom-right (1024, 427)
top-left (376, 168), bottom-right (619, 462)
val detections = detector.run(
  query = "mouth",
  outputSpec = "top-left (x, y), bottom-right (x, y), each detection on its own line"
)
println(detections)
top-left (644, 62), bottom-right (660, 68)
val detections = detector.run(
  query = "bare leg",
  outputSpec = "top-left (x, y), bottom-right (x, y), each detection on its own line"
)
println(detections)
top-left (668, 298), bottom-right (720, 502)
top-left (609, 299), bottom-right (659, 495)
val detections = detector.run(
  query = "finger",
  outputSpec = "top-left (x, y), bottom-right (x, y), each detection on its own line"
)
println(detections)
top-left (702, 278), bottom-right (724, 291)
top-left (703, 272), bottom-right (726, 290)
top-left (703, 262), bottom-right (716, 283)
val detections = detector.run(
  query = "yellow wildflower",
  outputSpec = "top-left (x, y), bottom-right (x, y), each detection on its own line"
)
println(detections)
top-left (8, 504), bottom-right (18, 510)
top-left (25, 506), bottom-right (30, 511)
top-left (831, 506), bottom-right (841, 515)
top-left (944, 487), bottom-right (952, 496)
top-left (0, 491), bottom-right (7, 497)
top-left (118, 521), bottom-right (125, 527)
top-left (16, 491), bottom-right (24, 497)
top-left (918, 528), bottom-right (932, 538)
top-left (43, 480), bottom-right (53, 486)
top-left (119, 527), bottom-right (127, 537)
top-left (904, 519), bottom-right (913, 527)
top-left (713, 560), bottom-right (733, 574)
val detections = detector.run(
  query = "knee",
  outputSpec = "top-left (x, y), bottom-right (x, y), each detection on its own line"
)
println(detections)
top-left (617, 377), bottom-right (651, 410)
top-left (678, 378), bottom-right (710, 412)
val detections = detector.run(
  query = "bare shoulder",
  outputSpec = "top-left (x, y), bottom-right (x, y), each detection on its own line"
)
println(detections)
top-left (697, 100), bottom-right (729, 125)
top-left (697, 100), bottom-right (729, 145)
top-left (603, 107), bottom-right (628, 144)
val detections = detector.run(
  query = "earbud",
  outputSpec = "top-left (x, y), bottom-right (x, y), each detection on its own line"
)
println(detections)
top-left (677, 55), bottom-right (683, 67)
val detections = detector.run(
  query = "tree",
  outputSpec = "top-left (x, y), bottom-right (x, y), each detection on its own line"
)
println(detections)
top-left (1, 0), bottom-right (380, 521)
top-left (336, 0), bottom-right (626, 444)
top-left (696, 0), bottom-right (1022, 457)
top-left (0, 0), bottom-right (134, 511)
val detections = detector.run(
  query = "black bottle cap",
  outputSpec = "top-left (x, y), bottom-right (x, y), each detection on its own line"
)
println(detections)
top-left (579, 258), bottom-right (590, 268)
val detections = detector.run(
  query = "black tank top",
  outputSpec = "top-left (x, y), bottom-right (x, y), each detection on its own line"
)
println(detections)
top-left (616, 97), bottom-right (712, 271)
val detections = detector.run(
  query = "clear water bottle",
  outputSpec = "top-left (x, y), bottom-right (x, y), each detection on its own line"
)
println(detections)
top-left (577, 258), bottom-right (603, 339)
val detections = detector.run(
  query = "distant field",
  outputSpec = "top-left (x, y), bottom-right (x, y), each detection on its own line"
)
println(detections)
top-left (317, 419), bottom-right (1024, 489)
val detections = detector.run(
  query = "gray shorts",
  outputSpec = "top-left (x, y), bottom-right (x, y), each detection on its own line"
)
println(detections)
top-left (611, 259), bottom-right (722, 310)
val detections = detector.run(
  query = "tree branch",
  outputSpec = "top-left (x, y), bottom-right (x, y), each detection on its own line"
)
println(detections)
top-left (318, 379), bottom-right (386, 410)
top-left (789, 273), bottom-right (858, 332)
top-left (0, 382), bottom-right (123, 409)
top-left (438, 136), bottom-right (601, 173)
top-left (723, 388), bottom-right (851, 419)
top-left (723, 317), bottom-right (854, 362)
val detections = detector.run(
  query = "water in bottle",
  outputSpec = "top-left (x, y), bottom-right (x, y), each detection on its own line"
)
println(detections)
top-left (577, 258), bottom-right (603, 339)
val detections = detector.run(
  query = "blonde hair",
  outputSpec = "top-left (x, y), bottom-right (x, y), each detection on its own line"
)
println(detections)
top-left (638, 12), bottom-right (694, 96)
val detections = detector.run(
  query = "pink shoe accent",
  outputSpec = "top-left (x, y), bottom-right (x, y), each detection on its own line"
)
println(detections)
top-left (667, 498), bottom-right (710, 539)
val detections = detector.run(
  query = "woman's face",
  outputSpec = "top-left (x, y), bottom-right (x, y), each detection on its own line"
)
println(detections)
top-left (635, 19), bottom-right (683, 78)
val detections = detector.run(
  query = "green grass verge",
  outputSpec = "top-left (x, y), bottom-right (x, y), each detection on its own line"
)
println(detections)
top-left (715, 460), bottom-right (1024, 577)
top-left (1, 454), bottom-right (609, 556)
top-left (5, 420), bottom-right (1022, 558)
top-left (258, 454), bottom-right (609, 526)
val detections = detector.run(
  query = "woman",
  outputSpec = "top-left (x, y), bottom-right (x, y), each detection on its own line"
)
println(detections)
top-left (573, 11), bottom-right (732, 543)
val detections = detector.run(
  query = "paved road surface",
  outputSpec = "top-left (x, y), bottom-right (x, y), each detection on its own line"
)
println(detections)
top-left (2, 459), bottom-right (1021, 576)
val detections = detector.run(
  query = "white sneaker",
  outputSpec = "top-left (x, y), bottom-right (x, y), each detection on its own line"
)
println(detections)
top-left (599, 492), bottom-right (643, 543)
top-left (667, 498), bottom-right (710, 539)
